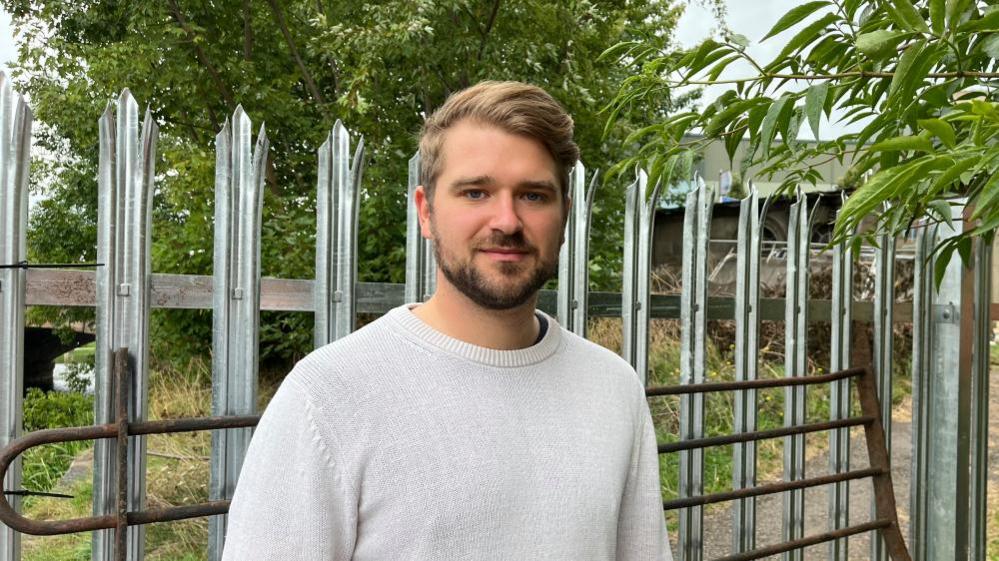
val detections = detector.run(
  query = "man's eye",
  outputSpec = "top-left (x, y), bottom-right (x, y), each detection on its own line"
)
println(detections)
top-left (524, 192), bottom-right (547, 202)
top-left (464, 190), bottom-right (485, 200)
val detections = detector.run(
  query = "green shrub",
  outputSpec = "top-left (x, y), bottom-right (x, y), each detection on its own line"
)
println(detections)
top-left (21, 389), bottom-right (94, 494)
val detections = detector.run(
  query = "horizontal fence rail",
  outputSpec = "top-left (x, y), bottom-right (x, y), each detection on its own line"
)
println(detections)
top-left (26, 267), bottom-right (963, 322)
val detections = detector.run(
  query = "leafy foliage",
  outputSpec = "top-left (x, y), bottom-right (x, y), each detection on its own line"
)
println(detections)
top-left (604, 0), bottom-right (999, 280)
top-left (9, 0), bottom-right (700, 365)
top-left (22, 389), bottom-right (94, 493)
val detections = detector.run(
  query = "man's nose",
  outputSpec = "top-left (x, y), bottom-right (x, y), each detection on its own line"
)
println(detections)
top-left (488, 194), bottom-right (523, 234)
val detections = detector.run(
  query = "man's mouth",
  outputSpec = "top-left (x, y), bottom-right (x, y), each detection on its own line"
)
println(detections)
top-left (479, 247), bottom-right (531, 261)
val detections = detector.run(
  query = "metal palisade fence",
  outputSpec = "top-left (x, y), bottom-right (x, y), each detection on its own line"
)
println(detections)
top-left (1, 84), bottom-right (995, 561)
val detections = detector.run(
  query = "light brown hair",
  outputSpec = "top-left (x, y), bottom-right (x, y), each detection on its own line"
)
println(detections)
top-left (418, 81), bottom-right (579, 201)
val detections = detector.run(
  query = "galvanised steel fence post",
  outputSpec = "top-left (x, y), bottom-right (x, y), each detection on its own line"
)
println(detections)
top-left (621, 168), bottom-right (662, 383)
top-left (557, 161), bottom-right (598, 336)
top-left (93, 91), bottom-right (158, 561)
top-left (731, 184), bottom-right (760, 554)
top-left (871, 208), bottom-right (896, 561)
top-left (405, 152), bottom-right (435, 304)
top-left (909, 220), bottom-right (934, 561)
top-left (678, 177), bottom-right (711, 561)
top-left (828, 194), bottom-right (854, 561)
top-left (0, 73), bottom-right (30, 561)
top-left (915, 200), bottom-right (981, 560)
top-left (315, 121), bottom-right (364, 347)
top-left (969, 234), bottom-right (992, 561)
top-left (782, 189), bottom-right (809, 561)
top-left (207, 107), bottom-right (268, 561)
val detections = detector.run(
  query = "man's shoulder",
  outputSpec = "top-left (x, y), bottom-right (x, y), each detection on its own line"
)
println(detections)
top-left (556, 327), bottom-right (642, 382)
top-left (557, 327), bottom-right (630, 363)
top-left (283, 312), bottom-right (408, 400)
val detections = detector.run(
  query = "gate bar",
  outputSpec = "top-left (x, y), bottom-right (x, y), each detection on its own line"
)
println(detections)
top-left (782, 189), bottom-right (809, 561)
top-left (969, 234), bottom-right (992, 559)
top-left (908, 221), bottom-right (931, 561)
top-left (871, 205), bottom-right (896, 561)
top-left (0, 72), bottom-right (30, 561)
top-left (622, 168), bottom-right (664, 381)
top-left (659, 416), bottom-right (872, 454)
top-left (405, 152), bottom-right (436, 303)
top-left (315, 120), bottom-right (364, 346)
top-left (557, 161), bottom-right (598, 336)
top-left (94, 91), bottom-right (158, 561)
top-left (678, 175), bottom-right (711, 561)
top-left (828, 192), bottom-right (854, 561)
top-left (208, 106), bottom-right (268, 561)
top-left (732, 184), bottom-right (760, 554)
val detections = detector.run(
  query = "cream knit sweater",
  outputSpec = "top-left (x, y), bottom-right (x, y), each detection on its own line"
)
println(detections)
top-left (221, 305), bottom-right (672, 560)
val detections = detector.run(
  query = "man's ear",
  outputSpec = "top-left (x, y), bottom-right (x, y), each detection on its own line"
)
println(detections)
top-left (414, 185), bottom-right (432, 239)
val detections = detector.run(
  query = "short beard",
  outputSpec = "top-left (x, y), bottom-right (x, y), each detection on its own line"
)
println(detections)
top-left (430, 221), bottom-right (558, 311)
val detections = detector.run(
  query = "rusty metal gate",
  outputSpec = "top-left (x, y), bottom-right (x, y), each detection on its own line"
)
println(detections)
top-left (0, 349), bottom-right (257, 561)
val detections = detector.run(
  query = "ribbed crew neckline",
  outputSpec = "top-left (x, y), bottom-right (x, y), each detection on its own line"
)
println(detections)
top-left (386, 304), bottom-right (562, 368)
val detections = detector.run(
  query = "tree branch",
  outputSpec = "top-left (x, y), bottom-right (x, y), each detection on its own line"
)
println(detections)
top-left (477, 0), bottom-right (501, 62)
top-left (166, 0), bottom-right (237, 108)
top-left (264, 0), bottom-right (328, 112)
top-left (672, 70), bottom-right (999, 86)
top-left (243, 0), bottom-right (254, 61)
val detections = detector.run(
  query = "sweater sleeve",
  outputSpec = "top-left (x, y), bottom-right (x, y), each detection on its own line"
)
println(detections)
top-left (617, 398), bottom-right (674, 561)
top-left (221, 378), bottom-right (356, 561)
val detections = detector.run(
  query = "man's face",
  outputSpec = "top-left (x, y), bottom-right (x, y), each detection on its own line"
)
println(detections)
top-left (416, 119), bottom-right (569, 310)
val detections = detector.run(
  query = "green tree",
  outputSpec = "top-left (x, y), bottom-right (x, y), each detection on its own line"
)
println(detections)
top-left (605, 0), bottom-right (999, 282)
top-left (11, 0), bottom-right (698, 367)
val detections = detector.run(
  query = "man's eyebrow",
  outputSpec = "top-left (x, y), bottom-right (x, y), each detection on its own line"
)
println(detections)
top-left (448, 176), bottom-right (558, 192)
top-left (450, 175), bottom-right (495, 190)
top-left (517, 180), bottom-right (557, 192)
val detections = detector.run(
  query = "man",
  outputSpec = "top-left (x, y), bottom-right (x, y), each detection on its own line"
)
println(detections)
top-left (222, 81), bottom-right (672, 560)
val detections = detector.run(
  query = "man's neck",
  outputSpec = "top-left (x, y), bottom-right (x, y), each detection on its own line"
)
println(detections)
top-left (410, 278), bottom-right (540, 350)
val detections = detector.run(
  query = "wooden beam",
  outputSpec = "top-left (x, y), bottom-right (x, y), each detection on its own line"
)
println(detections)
top-left (24, 269), bottom-right (929, 323)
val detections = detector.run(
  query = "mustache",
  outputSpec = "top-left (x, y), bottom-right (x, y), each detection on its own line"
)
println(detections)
top-left (476, 232), bottom-right (534, 252)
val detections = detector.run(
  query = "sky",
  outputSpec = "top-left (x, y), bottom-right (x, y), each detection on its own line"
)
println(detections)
top-left (0, 9), bottom-right (12, 80)
top-left (676, 1), bottom-right (865, 139)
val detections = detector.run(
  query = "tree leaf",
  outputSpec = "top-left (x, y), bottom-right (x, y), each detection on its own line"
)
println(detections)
top-left (930, 0), bottom-right (946, 33)
top-left (772, 12), bottom-right (840, 61)
top-left (889, 0), bottom-right (930, 32)
top-left (707, 54), bottom-right (740, 81)
top-left (703, 98), bottom-right (762, 137)
top-left (934, 240), bottom-right (957, 287)
top-left (947, 0), bottom-right (974, 28)
top-left (855, 30), bottom-right (909, 59)
top-left (917, 118), bottom-right (957, 148)
top-left (805, 83), bottom-right (829, 140)
top-left (928, 156), bottom-right (978, 196)
top-left (888, 39), bottom-right (926, 100)
top-left (959, 8), bottom-right (999, 31)
top-left (870, 135), bottom-right (934, 152)
top-left (760, 96), bottom-right (791, 159)
top-left (972, 171), bottom-right (999, 219)
top-left (982, 34), bottom-right (999, 59)
top-left (728, 33), bottom-right (750, 49)
top-left (761, 1), bottom-right (831, 41)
